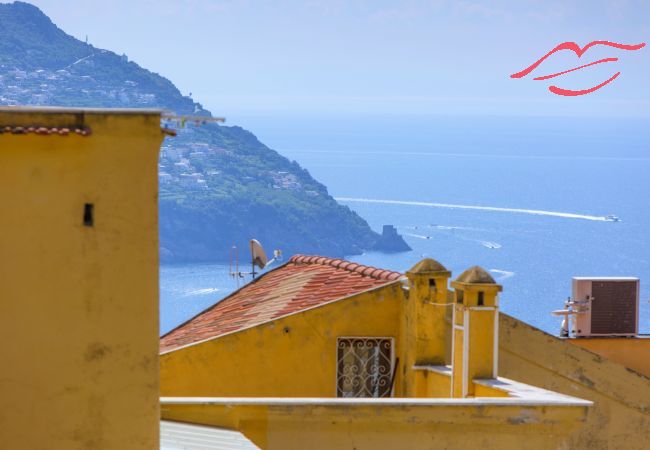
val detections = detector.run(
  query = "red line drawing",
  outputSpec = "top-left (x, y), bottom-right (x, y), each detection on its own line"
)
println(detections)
top-left (532, 58), bottom-right (618, 81)
top-left (511, 40), bottom-right (645, 96)
top-left (549, 72), bottom-right (621, 97)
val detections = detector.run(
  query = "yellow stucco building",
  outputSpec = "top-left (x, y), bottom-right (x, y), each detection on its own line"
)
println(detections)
top-left (0, 107), bottom-right (165, 449)
top-left (162, 255), bottom-right (643, 449)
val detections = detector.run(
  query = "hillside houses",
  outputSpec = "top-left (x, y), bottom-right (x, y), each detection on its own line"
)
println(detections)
top-left (0, 66), bottom-right (161, 107)
top-left (158, 139), bottom-right (314, 194)
top-left (271, 171), bottom-right (302, 190)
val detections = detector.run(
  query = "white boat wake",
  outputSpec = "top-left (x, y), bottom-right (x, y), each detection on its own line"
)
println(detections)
top-left (481, 241), bottom-right (502, 249)
top-left (183, 287), bottom-right (221, 297)
top-left (404, 233), bottom-right (432, 240)
top-left (336, 197), bottom-right (612, 222)
top-left (404, 232), bottom-right (501, 250)
top-left (431, 225), bottom-right (477, 231)
top-left (490, 269), bottom-right (515, 280)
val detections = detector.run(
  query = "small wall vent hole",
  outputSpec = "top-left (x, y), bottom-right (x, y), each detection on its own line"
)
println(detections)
top-left (83, 203), bottom-right (94, 227)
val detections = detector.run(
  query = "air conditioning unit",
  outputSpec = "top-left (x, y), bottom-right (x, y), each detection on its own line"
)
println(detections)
top-left (572, 277), bottom-right (639, 337)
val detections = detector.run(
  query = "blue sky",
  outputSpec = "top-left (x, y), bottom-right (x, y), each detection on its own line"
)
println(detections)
top-left (25, 0), bottom-right (650, 118)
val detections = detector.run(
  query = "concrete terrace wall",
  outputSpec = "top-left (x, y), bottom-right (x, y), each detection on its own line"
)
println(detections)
top-left (161, 398), bottom-right (589, 450)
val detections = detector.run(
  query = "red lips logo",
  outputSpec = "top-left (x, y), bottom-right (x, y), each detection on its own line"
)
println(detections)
top-left (511, 41), bottom-right (646, 96)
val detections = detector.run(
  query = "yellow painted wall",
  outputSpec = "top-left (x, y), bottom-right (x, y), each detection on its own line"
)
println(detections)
top-left (0, 108), bottom-right (163, 449)
top-left (499, 313), bottom-right (650, 450)
top-left (569, 337), bottom-right (650, 377)
top-left (450, 282), bottom-right (500, 398)
top-left (451, 305), bottom-right (465, 397)
top-left (160, 273), bottom-right (579, 405)
top-left (413, 368), bottom-right (452, 397)
top-left (401, 270), bottom-right (452, 396)
top-left (467, 310), bottom-right (496, 379)
top-left (473, 382), bottom-right (510, 398)
top-left (406, 273), bottom-right (451, 364)
top-left (161, 399), bottom-right (589, 450)
top-left (161, 284), bottom-right (406, 397)
top-left (161, 281), bottom-right (512, 401)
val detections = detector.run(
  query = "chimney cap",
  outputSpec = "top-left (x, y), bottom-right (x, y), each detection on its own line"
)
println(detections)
top-left (407, 258), bottom-right (450, 276)
top-left (454, 266), bottom-right (497, 285)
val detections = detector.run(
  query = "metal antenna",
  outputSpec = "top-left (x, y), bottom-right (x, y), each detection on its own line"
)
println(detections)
top-left (230, 240), bottom-right (282, 286)
top-left (229, 245), bottom-right (241, 289)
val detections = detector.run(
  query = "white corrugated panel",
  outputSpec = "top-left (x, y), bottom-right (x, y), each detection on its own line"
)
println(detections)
top-left (161, 420), bottom-right (260, 450)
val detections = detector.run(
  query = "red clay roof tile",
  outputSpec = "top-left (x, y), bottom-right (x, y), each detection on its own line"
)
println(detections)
top-left (0, 125), bottom-right (92, 136)
top-left (160, 255), bottom-right (403, 353)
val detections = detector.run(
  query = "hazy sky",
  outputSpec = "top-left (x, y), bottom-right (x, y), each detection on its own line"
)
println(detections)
top-left (23, 0), bottom-right (650, 118)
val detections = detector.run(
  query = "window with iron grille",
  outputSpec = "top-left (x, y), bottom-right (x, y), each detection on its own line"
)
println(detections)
top-left (336, 338), bottom-right (393, 398)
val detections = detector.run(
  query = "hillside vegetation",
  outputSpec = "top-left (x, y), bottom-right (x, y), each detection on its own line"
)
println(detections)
top-left (0, 1), bottom-right (380, 261)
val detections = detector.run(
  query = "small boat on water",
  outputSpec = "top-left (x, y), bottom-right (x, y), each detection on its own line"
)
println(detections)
top-left (605, 214), bottom-right (621, 222)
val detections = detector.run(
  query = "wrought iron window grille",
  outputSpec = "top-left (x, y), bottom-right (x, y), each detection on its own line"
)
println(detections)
top-left (336, 337), bottom-right (393, 398)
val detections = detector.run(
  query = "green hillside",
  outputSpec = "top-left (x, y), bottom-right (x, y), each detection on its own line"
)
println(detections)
top-left (0, 1), bottom-right (380, 261)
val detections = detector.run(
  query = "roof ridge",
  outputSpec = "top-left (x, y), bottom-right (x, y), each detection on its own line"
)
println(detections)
top-left (289, 254), bottom-right (403, 281)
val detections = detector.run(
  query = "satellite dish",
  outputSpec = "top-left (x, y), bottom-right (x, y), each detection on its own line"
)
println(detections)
top-left (250, 239), bottom-right (268, 270)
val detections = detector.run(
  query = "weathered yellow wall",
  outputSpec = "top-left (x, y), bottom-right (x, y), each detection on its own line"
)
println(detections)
top-left (0, 108), bottom-right (163, 449)
top-left (499, 313), bottom-right (650, 450)
top-left (473, 382), bottom-right (510, 398)
top-left (161, 272), bottom-right (592, 407)
top-left (408, 273), bottom-right (451, 363)
top-left (451, 306), bottom-right (498, 397)
top-left (161, 284), bottom-right (405, 397)
top-left (450, 281), bottom-right (500, 398)
top-left (161, 399), bottom-right (589, 450)
top-left (414, 368), bottom-right (451, 397)
top-left (569, 337), bottom-right (650, 377)
top-left (401, 270), bottom-right (452, 396)
top-left (451, 303), bottom-right (465, 397)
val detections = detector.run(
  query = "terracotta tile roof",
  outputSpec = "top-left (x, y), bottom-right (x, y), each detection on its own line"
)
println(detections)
top-left (0, 125), bottom-right (92, 136)
top-left (160, 255), bottom-right (403, 353)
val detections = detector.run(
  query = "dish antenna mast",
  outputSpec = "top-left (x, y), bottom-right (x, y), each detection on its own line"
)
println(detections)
top-left (230, 239), bottom-right (282, 287)
top-left (160, 113), bottom-right (226, 136)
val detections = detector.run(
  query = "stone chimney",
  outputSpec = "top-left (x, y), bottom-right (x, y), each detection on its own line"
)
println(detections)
top-left (402, 258), bottom-right (452, 394)
top-left (450, 266), bottom-right (502, 398)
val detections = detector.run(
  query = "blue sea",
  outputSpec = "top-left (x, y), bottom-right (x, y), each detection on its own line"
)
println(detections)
top-left (161, 114), bottom-right (650, 336)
